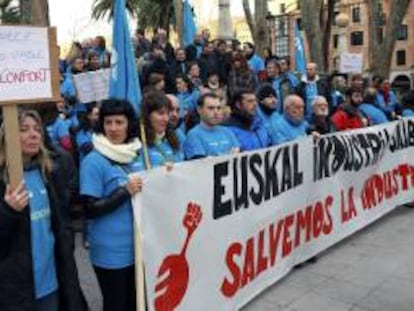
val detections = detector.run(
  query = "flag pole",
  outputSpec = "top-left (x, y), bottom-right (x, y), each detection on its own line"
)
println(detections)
top-left (139, 119), bottom-right (151, 170)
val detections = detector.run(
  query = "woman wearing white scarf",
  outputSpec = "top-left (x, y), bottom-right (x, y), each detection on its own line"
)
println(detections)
top-left (79, 99), bottom-right (143, 311)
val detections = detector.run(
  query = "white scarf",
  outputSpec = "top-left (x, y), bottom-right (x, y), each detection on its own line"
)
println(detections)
top-left (93, 134), bottom-right (142, 164)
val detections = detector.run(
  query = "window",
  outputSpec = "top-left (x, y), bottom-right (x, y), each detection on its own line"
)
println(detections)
top-left (297, 18), bottom-right (302, 30)
top-left (396, 50), bottom-right (406, 66)
top-left (275, 16), bottom-right (289, 58)
top-left (352, 7), bottom-right (361, 23)
top-left (333, 34), bottom-right (339, 48)
top-left (397, 25), bottom-right (408, 40)
top-left (350, 31), bottom-right (364, 46)
top-left (280, 3), bottom-right (286, 13)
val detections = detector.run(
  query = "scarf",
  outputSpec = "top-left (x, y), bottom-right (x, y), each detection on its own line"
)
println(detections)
top-left (93, 134), bottom-right (142, 164)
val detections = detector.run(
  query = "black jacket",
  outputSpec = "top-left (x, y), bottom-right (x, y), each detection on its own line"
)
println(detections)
top-left (0, 170), bottom-right (87, 311)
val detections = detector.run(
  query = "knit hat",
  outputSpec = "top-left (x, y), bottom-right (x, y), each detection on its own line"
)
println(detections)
top-left (257, 84), bottom-right (276, 101)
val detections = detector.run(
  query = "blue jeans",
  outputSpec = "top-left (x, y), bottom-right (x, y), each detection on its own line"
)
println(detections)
top-left (35, 291), bottom-right (59, 311)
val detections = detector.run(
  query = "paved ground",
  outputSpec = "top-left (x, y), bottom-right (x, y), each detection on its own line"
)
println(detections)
top-left (74, 206), bottom-right (414, 311)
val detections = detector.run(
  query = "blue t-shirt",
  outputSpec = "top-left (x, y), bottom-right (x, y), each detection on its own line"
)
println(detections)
top-left (402, 108), bottom-right (414, 117)
top-left (225, 115), bottom-right (271, 151)
top-left (304, 82), bottom-right (318, 121)
top-left (76, 129), bottom-right (93, 161)
top-left (359, 103), bottom-right (388, 125)
top-left (269, 114), bottom-right (308, 145)
top-left (248, 54), bottom-right (265, 75)
top-left (256, 106), bottom-right (280, 132)
top-left (176, 91), bottom-right (200, 118)
top-left (80, 151), bottom-right (143, 268)
top-left (139, 134), bottom-right (185, 168)
top-left (184, 124), bottom-right (240, 159)
top-left (376, 91), bottom-right (398, 114)
top-left (25, 168), bottom-right (58, 299)
top-left (46, 118), bottom-right (70, 147)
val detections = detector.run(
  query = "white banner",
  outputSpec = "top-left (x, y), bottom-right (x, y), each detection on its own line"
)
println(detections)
top-left (73, 68), bottom-right (110, 103)
top-left (134, 119), bottom-right (414, 311)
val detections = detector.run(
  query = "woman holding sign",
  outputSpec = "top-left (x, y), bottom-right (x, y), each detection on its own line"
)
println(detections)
top-left (0, 109), bottom-right (86, 311)
top-left (80, 98), bottom-right (143, 311)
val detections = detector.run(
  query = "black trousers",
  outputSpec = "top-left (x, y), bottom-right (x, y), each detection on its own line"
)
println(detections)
top-left (93, 265), bottom-right (136, 311)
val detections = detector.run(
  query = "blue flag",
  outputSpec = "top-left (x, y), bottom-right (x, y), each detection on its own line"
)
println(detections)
top-left (294, 22), bottom-right (306, 75)
top-left (110, 0), bottom-right (141, 115)
top-left (183, 0), bottom-right (197, 47)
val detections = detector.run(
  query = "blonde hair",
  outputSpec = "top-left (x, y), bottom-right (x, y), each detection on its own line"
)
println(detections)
top-left (0, 109), bottom-right (53, 183)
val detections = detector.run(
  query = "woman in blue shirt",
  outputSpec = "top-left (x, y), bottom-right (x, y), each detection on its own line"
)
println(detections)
top-left (0, 109), bottom-right (86, 311)
top-left (140, 91), bottom-right (185, 169)
top-left (76, 103), bottom-right (99, 162)
top-left (80, 99), bottom-right (143, 311)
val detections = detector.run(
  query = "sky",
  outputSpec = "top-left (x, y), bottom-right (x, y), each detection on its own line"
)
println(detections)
top-left (49, 0), bottom-right (246, 47)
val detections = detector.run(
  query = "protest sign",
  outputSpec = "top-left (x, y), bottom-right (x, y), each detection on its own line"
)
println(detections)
top-left (339, 52), bottom-right (363, 73)
top-left (133, 119), bottom-right (414, 311)
top-left (0, 26), bottom-right (59, 186)
top-left (73, 68), bottom-right (110, 103)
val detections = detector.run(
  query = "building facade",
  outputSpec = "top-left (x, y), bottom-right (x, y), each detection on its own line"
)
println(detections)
top-left (268, 0), bottom-right (414, 89)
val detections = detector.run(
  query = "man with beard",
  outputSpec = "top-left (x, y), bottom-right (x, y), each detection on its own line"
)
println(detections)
top-left (256, 84), bottom-right (279, 130)
top-left (331, 87), bottom-right (368, 131)
top-left (184, 93), bottom-right (240, 159)
top-left (307, 96), bottom-right (333, 135)
top-left (224, 89), bottom-right (271, 151)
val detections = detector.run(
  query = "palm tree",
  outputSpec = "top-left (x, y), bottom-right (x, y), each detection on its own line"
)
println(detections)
top-left (91, 0), bottom-right (140, 21)
top-left (1, 0), bottom-right (20, 24)
top-left (91, 0), bottom-right (175, 36)
top-left (0, 0), bottom-right (49, 25)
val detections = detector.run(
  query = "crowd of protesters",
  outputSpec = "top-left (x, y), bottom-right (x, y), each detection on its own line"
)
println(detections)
top-left (1, 27), bottom-right (414, 311)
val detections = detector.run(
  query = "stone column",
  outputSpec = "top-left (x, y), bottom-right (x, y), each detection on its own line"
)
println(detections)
top-left (218, 0), bottom-right (233, 40)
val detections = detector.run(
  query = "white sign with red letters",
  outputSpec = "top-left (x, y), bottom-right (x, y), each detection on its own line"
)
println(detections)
top-left (134, 119), bottom-right (414, 311)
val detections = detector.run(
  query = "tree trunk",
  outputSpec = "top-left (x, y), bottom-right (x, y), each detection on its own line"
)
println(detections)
top-left (254, 0), bottom-right (269, 58)
top-left (174, 0), bottom-right (183, 46)
top-left (242, 0), bottom-right (269, 57)
top-left (322, 0), bottom-right (335, 73)
top-left (242, 0), bottom-right (255, 40)
top-left (163, 2), bottom-right (171, 39)
top-left (19, 0), bottom-right (31, 24)
top-left (31, 0), bottom-right (50, 26)
top-left (299, 0), bottom-right (324, 70)
top-left (299, 0), bottom-right (334, 73)
top-left (368, 0), bottom-right (411, 77)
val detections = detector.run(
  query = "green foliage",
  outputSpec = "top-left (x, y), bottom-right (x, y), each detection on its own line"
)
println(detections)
top-left (91, 0), bottom-right (174, 33)
top-left (91, 0), bottom-right (140, 20)
top-left (0, 0), bottom-right (22, 24)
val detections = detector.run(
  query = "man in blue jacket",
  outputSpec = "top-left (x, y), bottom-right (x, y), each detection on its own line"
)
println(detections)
top-left (224, 89), bottom-right (271, 151)
top-left (269, 95), bottom-right (308, 145)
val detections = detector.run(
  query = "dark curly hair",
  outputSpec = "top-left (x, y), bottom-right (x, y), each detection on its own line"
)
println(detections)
top-left (96, 98), bottom-right (139, 143)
